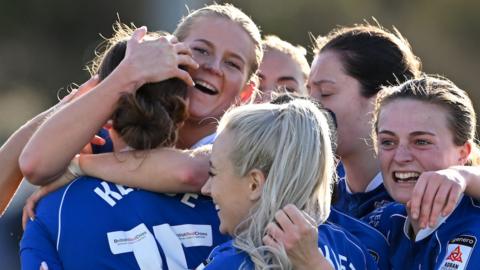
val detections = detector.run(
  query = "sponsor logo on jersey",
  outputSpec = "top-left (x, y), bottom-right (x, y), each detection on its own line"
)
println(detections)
top-left (440, 235), bottom-right (476, 270)
top-left (171, 224), bottom-right (213, 247)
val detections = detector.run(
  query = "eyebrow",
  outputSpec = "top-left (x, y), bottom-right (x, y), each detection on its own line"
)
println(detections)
top-left (310, 79), bottom-right (335, 87)
top-left (194, 39), bottom-right (246, 65)
top-left (378, 130), bottom-right (436, 136)
top-left (277, 76), bottom-right (299, 84)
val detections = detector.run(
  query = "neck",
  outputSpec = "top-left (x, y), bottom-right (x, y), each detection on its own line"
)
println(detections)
top-left (176, 118), bottom-right (217, 149)
top-left (342, 147), bottom-right (380, 193)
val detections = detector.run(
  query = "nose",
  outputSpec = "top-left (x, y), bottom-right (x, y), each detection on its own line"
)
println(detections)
top-left (201, 57), bottom-right (223, 76)
top-left (393, 144), bottom-right (413, 163)
top-left (201, 178), bottom-right (212, 196)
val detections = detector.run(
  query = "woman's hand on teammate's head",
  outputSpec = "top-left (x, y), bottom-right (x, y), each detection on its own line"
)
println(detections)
top-left (121, 26), bottom-right (198, 89)
top-left (408, 169), bottom-right (466, 229)
top-left (263, 204), bottom-right (332, 270)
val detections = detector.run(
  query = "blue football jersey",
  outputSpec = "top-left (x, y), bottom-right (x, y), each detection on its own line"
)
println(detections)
top-left (20, 177), bottom-right (230, 270)
top-left (365, 196), bottom-right (480, 270)
top-left (199, 222), bottom-right (378, 270)
top-left (328, 208), bottom-right (388, 270)
top-left (333, 177), bottom-right (392, 219)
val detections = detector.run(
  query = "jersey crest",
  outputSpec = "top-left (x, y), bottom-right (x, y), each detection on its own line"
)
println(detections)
top-left (440, 235), bottom-right (476, 270)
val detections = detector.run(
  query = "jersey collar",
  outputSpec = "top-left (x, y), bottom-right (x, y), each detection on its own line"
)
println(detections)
top-left (345, 172), bottom-right (383, 194)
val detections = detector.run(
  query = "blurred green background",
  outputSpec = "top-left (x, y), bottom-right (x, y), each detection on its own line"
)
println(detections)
top-left (1, 0), bottom-right (479, 144)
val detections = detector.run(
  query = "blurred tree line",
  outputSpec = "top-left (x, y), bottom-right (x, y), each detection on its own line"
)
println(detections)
top-left (1, 0), bottom-right (479, 144)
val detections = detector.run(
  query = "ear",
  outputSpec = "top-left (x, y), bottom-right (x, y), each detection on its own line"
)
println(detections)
top-left (246, 168), bottom-right (266, 201)
top-left (459, 141), bottom-right (472, 165)
top-left (239, 81), bottom-right (257, 104)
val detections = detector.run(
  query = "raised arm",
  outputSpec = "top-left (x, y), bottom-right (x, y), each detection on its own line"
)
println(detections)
top-left (19, 27), bottom-right (197, 185)
top-left (78, 146), bottom-right (210, 193)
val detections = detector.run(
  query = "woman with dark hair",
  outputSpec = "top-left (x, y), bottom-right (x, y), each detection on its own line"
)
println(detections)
top-left (308, 23), bottom-right (480, 227)
top-left (20, 26), bottom-right (228, 270)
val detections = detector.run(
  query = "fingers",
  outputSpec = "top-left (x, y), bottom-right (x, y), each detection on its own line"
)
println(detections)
top-left (90, 135), bottom-right (106, 146)
top-left (410, 174), bottom-right (428, 220)
top-left (419, 179), bottom-right (439, 228)
top-left (173, 69), bottom-right (195, 87)
top-left (442, 184), bottom-right (461, 217)
top-left (262, 234), bottom-right (281, 250)
top-left (428, 182), bottom-right (451, 227)
top-left (174, 42), bottom-right (192, 56)
top-left (177, 54), bottom-right (199, 70)
top-left (131, 26), bottom-right (147, 43)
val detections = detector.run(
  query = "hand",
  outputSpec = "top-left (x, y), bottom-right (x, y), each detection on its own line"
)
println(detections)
top-left (263, 204), bottom-right (331, 270)
top-left (122, 27), bottom-right (198, 88)
top-left (22, 169), bottom-right (78, 229)
top-left (408, 169), bottom-right (466, 228)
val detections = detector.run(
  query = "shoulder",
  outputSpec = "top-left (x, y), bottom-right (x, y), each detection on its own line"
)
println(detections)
top-left (319, 223), bottom-right (378, 270)
top-left (203, 240), bottom-right (250, 269)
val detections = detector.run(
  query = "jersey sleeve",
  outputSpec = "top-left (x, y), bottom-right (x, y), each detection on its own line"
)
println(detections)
top-left (20, 219), bottom-right (63, 270)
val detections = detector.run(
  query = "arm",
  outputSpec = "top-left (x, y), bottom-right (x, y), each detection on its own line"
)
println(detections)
top-left (0, 79), bottom-right (99, 216)
top-left (19, 27), bottom-right (197, 185)
top-left (263, 204), bottom-right (333, 270)
top-left (78, 146), bottom-right (210, 193)
top-left (409, 165), bottom-right (480, 229)
top-left (21, 218), bottom-right (64, 270)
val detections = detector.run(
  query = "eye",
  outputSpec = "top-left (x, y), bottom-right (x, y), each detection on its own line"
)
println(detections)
top-left (225, 60), bottom-right (241, 70)
top-left (285, 87), bottom-right (296, 93)
top-left (415, 139), bottom-right (431, 146)
top-left (193, 47), bottom-right (209, 55)
top-left (208, 170), bottom-right (216, 178)
top-left (379, 139), bottom-right (396, 149)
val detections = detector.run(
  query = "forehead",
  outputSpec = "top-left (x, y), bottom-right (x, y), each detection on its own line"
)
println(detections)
top-left (309, 51), bottom-right (346, 80)
top-left (211, 130), bottom-right (234, 164)
top-left (185, 16), bottom-right (255, 64)
top-left (259, 49), bottom-right (304, 78)
top-left (378, 99), bottom-right (451, 134)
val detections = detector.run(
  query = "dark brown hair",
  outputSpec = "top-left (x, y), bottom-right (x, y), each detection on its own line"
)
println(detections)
top-left (315, 23), bottom-right (422, 98)
top-left (91, 24), bottom-right (188, 150)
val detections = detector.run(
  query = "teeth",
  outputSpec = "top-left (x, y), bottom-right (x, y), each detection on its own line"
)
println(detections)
top-left (215, 204), bottom-right (220, 210)
top-left (395, 172), bottom-right (420, 179)
top-left (195, 80), bottom-right (218, 93)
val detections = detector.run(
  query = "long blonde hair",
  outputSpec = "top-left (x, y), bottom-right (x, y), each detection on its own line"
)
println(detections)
top-left (217, 99), bottom-right (335, 269)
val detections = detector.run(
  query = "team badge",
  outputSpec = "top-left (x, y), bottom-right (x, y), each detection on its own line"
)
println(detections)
top-left (440, 235), bottom-right (476, 270)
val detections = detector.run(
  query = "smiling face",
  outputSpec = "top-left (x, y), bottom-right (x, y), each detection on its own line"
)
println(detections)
top-left (182, 16), bottom-right (255, 121)
top-left (201, 130), bottom-right (255, 235)
top-left (257, 49), bottom-right (306, 102)
top-left (377, 99), bottom-right (469, 203)
top-left (308, 50), bottom-right (374, 158)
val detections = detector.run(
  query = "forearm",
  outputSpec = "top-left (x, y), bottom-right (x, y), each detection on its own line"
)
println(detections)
top-left (0, 106), bottom-right (57, 215)
top-left (19, 66), bottom-right (139, 185)
top-left (454, 165), bottom-right (480, 198)
top-left (80, 147), bottom-right (209, 193)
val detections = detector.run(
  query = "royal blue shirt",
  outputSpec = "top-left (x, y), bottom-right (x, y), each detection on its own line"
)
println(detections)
top-left (200, 222), bottom-right (378, 270)
top-left (333, 176), bottom-right (392, 219)
top-left (328, 208), bottom-right (388, 270)
top-left (20, 178), bottom-right (229, 270)
top-left (364, 196), bottom-right (480, 270)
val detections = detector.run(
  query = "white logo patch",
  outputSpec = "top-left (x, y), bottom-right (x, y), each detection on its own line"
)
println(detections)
top-left (171, 224), bottom-right (213, 247)
top-left (440, 235), bottom-right (476, 270)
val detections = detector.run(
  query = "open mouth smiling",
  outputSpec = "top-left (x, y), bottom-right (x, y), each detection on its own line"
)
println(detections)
top-left (393, 171), bottom-right (420, 183)
top-left (195, 80), bottom-right (219, 95)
